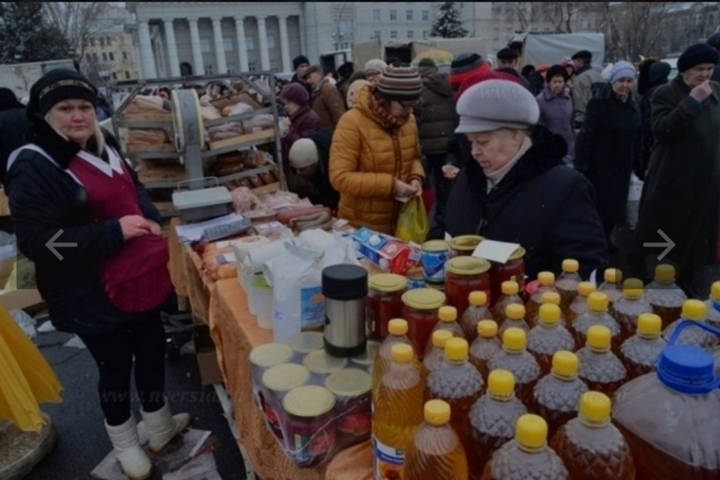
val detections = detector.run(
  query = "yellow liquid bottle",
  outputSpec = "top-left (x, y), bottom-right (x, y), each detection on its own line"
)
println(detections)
top-left (481, 414), bottom-right (569, 480)
top-left (404, 399), bottom-right (468, 480)
top-left (468, 369), bottom-right (527, 480)
top-left (646, 264), bottom-right (687, 330)
top-left (598, 267), bottom-right (624, 307)
top-left (529, 291), bottom-right (567, 328)
top-left (425, 305), bottom-right (464, 356)
top-left (460, 291), bottom-right (493, 343)
top-left (551, 391), bottom-right (635, 480)
top-left (567, 281), bottom-right (597, 324)
top-left (570, 292), bottom-right (622, 353)
top-left (610, 277), bottom-right (652, 341)
top-left (527, 304), bottom-right (576, 376)
top-left (525, 271), bottom-right (558, 325)
top-left (619, 313), bottom-right (666, 379)
top-left (532, 351), bottom-right (588, 440)
top-left (663, 299), bottom-right (718, 351)
top-left (705, 281), bottom-right (720, 327)
top-left (372, 343), bottom-right (425, 480)
top-left (556, 259), bottom-right (582, 313)
top-left (488, 327), bottom-right (541, 407)
top-left (470, 320), bottom-right (502, 383)
top-left (425, 338), bottom-right (485, 458)
top-left (493, 280), bottom-right (523, 323)
top-left (372, 319), bottom-right (420, 402)
top-left (577, 325), bottom-right (628, 398)
top-left (421, 329), bottom-right (454, 382)
top-left (498, 303), bottom-right (530, 337)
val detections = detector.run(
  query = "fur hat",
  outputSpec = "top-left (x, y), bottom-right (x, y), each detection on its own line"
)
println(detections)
top-left (456, 79), bottom-right (539, 134)
top-left (288, 138), bottom-right (319, 169)
top-left (677, 43), bottom-right (719, 73)
top-left (376, 66), bottom-right (423, 102)
top-left (545, 65), bottom-right (568, 83)
top-left (28, 68), bottom-right (97, 117)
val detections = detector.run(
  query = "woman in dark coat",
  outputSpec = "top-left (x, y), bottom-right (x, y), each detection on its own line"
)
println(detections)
top-left (430, 78), bottom-right (608, 280)
top-left (536, 65), bottom-right (575, 166)
top-left (637, 60), bottom-right (671, 180)
top-left (630, 44), bottom-right (720, 296)
top-left (575, 60), bottom-right (641, 251)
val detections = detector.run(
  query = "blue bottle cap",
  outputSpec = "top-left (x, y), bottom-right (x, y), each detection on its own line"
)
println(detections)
top-left (657, 345), bottom-right (720, 394)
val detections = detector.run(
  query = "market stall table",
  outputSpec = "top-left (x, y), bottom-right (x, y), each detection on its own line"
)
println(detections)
top-left (208, 278), bottom-right (373, 480)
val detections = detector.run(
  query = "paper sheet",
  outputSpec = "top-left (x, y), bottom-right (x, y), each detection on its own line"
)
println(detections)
top-left (472, 239), bottom-right (521, 264)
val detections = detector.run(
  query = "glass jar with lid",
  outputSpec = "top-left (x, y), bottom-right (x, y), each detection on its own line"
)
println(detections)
top-left (325, 368), bottom-right (372, 443)
top-left (282, 385), bottom-right (337, 467)
top-left (302, 349), bottom-right (348, 385)
top-left (447, 235), bottom-right (484, 258)
top-left (367, 273), bottom-right (408, 341)
top-left (401, 288), bottom-right (447, 359)
top-left (261, 363), bottom-right (311, 441)
top-left (444, 256), bottom-right (492, 317)
top-left (250, 343), bottom-right (294, 411)
top-left (489, 246), bottom-right (526, 307)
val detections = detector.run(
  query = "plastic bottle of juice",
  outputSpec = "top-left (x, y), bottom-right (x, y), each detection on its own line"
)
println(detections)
top-left (609, 277), bottom-right (652, 341)
top-left (426, 306), bottom-right (464, 354)
top-left (372, 343), bottom-right (425, 480)
top-left (613, 319), bottom-right (720, 480)
top-left (372, 319), bottom-right (420, 401)
top-left (404, 399), bottom-right (468, 480)
top-left (426, 338), bottom-right (485, 457)
top-left (493, 281), bottom-right (523, 323)
top-left (705, 281), bottom-right (720, 327)
top-left (551, 391), bottom-right (635, 480)
top-left (645, 264), bottom-right (687, 330)
top-left (498, 303), bottom-right (530, 337)
top-left (459, 291), bottom-right (493, 343)
top-left (525, 271), bottom-right (558, 324)
top-left (556, 258), bottom-right (582, 312)
top-left (567, 281), bottom-right (597, 324)
top-left (598, 267), bottom-right (623, 306)
top-left (662, 299), bottom-right (718, 351)
top-left (527, 304), bottom-right (576, 376)
top-left (529, 291), bottom-right (567, 328)
top-left (532, 351), bottom-right (589, 439)
top-left (468, 369), bottom-right (527, 480)
top-left (488, 327), bottom-right (541, 407)
top-left (577, 325), bottom-right (628, 397)
top-left (619, 313), bottom-right (666, 379)
top-left (421, 329), bottom-right (454, 382)
top-left (570, 292), bottom-right (622, 353)
top-left (480, 414), bottom-right (569, 480)
top-left (470, 320), bottom-right (503, 382)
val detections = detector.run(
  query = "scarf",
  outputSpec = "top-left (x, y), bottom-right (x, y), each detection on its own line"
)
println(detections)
top-left (485, 135), bottom-right (533, 193)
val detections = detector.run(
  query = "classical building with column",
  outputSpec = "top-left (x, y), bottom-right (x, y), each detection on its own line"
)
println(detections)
top-left (126, 2), bottom-right (340, 79)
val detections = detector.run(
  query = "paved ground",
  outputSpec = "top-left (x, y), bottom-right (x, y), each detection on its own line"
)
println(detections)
top-left (24, 317), bottom-right (247, 480)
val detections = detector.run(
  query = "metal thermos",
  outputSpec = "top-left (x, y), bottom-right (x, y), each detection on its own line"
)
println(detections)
top-left (322, 264), bottom-right (368, 357)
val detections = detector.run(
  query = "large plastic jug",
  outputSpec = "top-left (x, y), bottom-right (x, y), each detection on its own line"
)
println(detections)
top-left (705, 281), bottom-right (720, 327)
top-left (459, 291), bottom-right (493, 343)
top-left (425, 305), bottom-right (463, 356)
top-left (567, 281), bottom-right (597, 324)
top-left (493, 281), bottom-right (522, 323)
top-left (421, 329), bottom-right (454, 382)
top-left (525, 271), bottom-right (558, 324)
top-left (469, 320), bottom-right (502, 382)
top-left (528, 291), bottom-right (567, 328)
top-left (613, 320), bottom-right (720, 480)
top-left (619, 313), bottom-right (666, 379)
top-left (555, 258), bottom-right (582, 312)
top-left (598, 267), bottom-right (623, 306)
top-left (371, 319), bottom-right (420, 401)
top-left (609, 277), bottom-right (652, 341)
top-left (498, 303), bottom-right (530, 337)
top-left (527, 303), bottom-right (576, 376)
top-left (645, 263), bottom-right (686, 330)
top-left (662, 299), bottom-right (718, 351)
top-left (570, 291), bottom-right (622, 353)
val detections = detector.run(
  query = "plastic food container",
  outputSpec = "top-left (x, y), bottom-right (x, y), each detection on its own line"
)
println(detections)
top-left (261, 363), bottom-right (311, 441)
top-left (249, 343), bottom-right (294, 411)
top-left (282, 385), bottom-right (337, 467)
top-left (325, 368), bottom-right (372, 441)
top-left (172, 186), bottom-right (233, 222)
top-left (367, 274), bottom-right (407, 341)
top-left (288, 332), bottom-right (324, 362)
top-left (302, 349), bottom-right (348, 385)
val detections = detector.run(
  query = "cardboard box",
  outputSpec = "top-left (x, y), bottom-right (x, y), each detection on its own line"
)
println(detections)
top-left (193, 325), bottom-right (224, 385)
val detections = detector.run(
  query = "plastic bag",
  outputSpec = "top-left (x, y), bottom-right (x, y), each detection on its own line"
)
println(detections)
top-left (395, 197), bottom-right (429, 244)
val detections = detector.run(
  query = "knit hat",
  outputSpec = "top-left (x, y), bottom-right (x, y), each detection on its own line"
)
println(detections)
top-left (346, 79), bottom-right (370, 108)
top-left (280, 83), bottom-right (309, 106)
top-left (449, 52), bottom-right (489, 89)
top-left (677, 43), bottom-right (719, 72)
top-left (456, 79), bottom-right (539, 134)
top-left (28, 68), bottom-right (97, 117)
top-left (456, 70), bottom-right (523, 102)
top-left (572, 50), bottom-right (592, 61)
top-left (536, 63), bottom-right (550, 73)
top-left (288, 138), bottom-right (319, 169)
top-left (560, 56), bottom-right (573, 67)
top-left (293, 55), bottom-right (310, 70)
top-left (610, 60), bottom-right (637, 84)
top-left (364, 59), bottom-right (387, 75)
top-left (376, 66), bottom-right (423, 101)
top-left (497, 47), bottom-right (519, 60)
top-left (545, 65), bottom-right (568, 83)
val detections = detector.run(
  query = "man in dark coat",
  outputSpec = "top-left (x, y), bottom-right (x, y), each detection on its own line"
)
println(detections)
top-left (290, 54), bottom-right (312, 97)
top-left (430, 79), bottom-right (608, 279)
top-left (707, 32), bottom-right (720, 82)
top-left (287, 129), bottom-right (338, 211)
top-left (415, 58), bottom-right (456, 214)
top-left (0, 88), bottom-right (30, 184)
top-left (630, 43), bottom-right (720, 296)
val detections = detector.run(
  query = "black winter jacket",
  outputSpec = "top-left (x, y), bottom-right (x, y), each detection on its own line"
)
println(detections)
top-left (305, 129), bottom-right (340, 211)
top-left (428, 126), bottom-right (608, 279)
top-left (5, 119), bottom-right (161, 335)
top-left (0, 105), bottom-right (31, 184)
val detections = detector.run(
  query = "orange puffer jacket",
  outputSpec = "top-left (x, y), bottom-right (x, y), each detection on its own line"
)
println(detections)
top-left (329, 85), bottom-right (425, 234)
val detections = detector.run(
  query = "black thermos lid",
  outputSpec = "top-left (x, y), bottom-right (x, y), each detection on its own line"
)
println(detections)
top-left (322, 264), bottom-right (368, 300)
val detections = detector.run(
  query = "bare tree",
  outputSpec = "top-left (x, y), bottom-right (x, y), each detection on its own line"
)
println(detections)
top-left (506, 2), bottom-right (540, 32)
top-left (536, 2), bottom-right (581, 33)
top-left (43, 2), bottom-right (109, 63)
top-left (592, 2), bottom-right (672, 61)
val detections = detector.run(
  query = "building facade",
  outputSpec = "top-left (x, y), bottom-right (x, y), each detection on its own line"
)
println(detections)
top-left (81, 6), bottom-right (139, 86)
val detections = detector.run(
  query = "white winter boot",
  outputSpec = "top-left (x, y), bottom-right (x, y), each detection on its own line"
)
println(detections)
top-left (140, 402), bottom-right (191, 453)
top-left (104, 417), bottom-right (153, 480)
